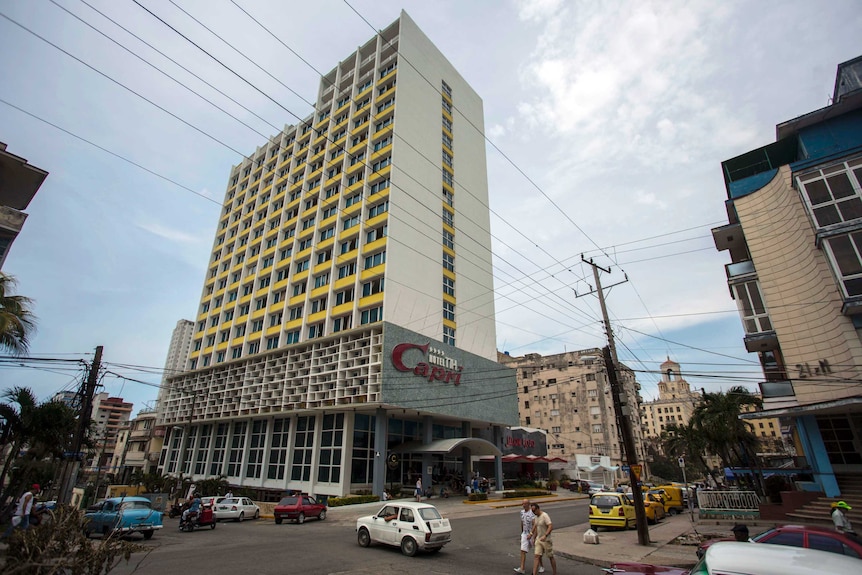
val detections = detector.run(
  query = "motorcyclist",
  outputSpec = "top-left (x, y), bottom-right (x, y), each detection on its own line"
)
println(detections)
top-left (181, 495), bottom-right (201, 524)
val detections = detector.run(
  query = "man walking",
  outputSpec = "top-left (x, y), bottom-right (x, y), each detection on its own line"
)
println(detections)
top-left (415, 477), bottom-right (422, 502)
top-left (831, 501), bottom-right (856, 535)
top-left (2, 483), bottom-right (39, 539)
top-left (529, 502), bottom-right (557, 575)
top-left (515, 499), bottom-right (544, 574)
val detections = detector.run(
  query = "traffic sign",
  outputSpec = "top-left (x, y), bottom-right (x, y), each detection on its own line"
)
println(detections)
top-left (622, 465), bottom-right (630, 473)
top-left (678, 456), bottom-right (685, 468)
top-left (630, 464), bottom-right (642, 481)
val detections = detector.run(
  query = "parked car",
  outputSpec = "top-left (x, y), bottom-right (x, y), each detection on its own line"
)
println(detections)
top-left (605, 541), bottom-right (862, 575)
top-left (639, 492), bottom-right (667, 524)
top-left (82, 496), bottom-right (163, 540)
top-left (568, 480), bottom-right (592, 493)
top-left (214, 497), bottom-right (259, 522)
top-left (587, 481), bottom-right (607, 495)
top-left (356, 501), bottom-right (451, 556)
top-left (650, 486), bottom-right (685, 515)
top-left (697, 524), bottom-right (862, 559)
top-left (589, 491), bottom-right (635, 531)
top-left (273, 494), bottom-right (326, 524)
top-left (199, 495), bottom-right (226, 508)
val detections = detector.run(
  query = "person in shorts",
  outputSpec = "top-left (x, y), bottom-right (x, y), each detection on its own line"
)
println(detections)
top-left (514, 499), bottom-right (544, 574)
top-left (529, 502), bottom-right (557, 575)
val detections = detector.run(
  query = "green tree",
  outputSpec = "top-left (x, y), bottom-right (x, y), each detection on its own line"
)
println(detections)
top-left (0, 273), bottom-right (36, 355)
top-left (661, 420), bottom-right (720, 487)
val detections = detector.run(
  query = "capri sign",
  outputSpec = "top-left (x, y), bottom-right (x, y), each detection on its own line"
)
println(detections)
top-left (391, 342), bottom-right (464, 385)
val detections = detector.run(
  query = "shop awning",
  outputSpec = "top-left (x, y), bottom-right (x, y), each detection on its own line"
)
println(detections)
top-left (578, 464), bottom-right (619, 472)
top-left (391, 437), bottom-right (502, 457)
top-left (477, 454), bottom-right (568, 464)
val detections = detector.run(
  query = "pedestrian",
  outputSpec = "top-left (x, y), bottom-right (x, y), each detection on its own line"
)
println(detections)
top-left (514, 499), bottom-right (544, 574)
top-left (415, 477), bottom-right (422, 502)
top-left (224, 490), bottom-right (233, 499)
top-left (529, 502), bottom-right (557, 575)
top-left (731, 524), bottom-right (753, 542)
top-left (831, 501), bottom-right (856, 535)
top-left (2, 483), bottom-right (39, 539)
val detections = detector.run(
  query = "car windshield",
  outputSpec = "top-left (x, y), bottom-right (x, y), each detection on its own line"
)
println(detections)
top-left (418, 507), bottom-right (443, 520)
top-left (222, 498), bottom-right (239, 504)
top-left (278, 497), bottom-right (298, 506)
top-left (118, 501), bottom-right (151, 511)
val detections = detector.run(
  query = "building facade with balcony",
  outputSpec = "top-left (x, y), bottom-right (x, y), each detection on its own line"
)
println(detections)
top-left (0, 142), bottom-right (47, 270)
top-left (712, 55), bottom-right (862, 496)
top-left (157, 12), bottom-right (517, 500)
top-left (110, 409), bottom-right (165, 483)
top-left (87, 393), bottom-right (133, 473)
top-left (500, 348), bottom-right (645, 482)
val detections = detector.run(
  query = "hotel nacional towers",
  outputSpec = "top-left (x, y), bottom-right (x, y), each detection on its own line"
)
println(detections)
top-left (158, 12), bottom-right (517, 498)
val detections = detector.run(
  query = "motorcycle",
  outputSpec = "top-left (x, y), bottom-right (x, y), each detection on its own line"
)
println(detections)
top-left (168, 502), bottom-right (185, 519)
top-left (178, 504), bottom-right (216, 532)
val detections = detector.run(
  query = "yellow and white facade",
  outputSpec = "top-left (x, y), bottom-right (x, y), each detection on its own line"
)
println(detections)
top-left (157, 12), bottom-right (516, 499)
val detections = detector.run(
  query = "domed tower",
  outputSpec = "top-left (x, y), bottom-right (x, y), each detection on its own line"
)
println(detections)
top-left (659, 357), bottom-right (692, 399)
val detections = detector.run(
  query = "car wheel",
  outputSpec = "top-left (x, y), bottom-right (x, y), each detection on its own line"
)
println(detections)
top-left (143, 530), bottom-right (154, 540)
top-left (400, 536), bottom-right (418, 557)
top-left (237, 511), bottom-right (244, 522)
top-left (210, 521), bottom-right (216, 529)
top-left (357, 527), bottom-right (371, 547)
top-left (669, 508), bottom-right (678, 516)
top-left (254, 509), bottom-right (259, 520)
top-left (297, 512), bottom-right (305, 524)
top-left (275, 517), bottom-right (283, 524)
top-left (318, 509), bottom-right (326, 521)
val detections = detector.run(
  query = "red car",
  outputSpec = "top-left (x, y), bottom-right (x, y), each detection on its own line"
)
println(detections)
top-left (273, 494), bottom-right (326, 524)
top-left (697, 524), bottom-right (862, 559)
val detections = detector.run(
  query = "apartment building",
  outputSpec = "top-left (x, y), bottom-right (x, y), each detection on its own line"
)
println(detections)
top-left (712, 55), bottom-right (862, 496)
top-left (500, 348), bottom-right (646, 483)
top-left (0, 142), bottom-right (47, 270)
top-left (87, 393), bottom-right (133, 473)
top-left (158, 12), bottom-right (517, 499)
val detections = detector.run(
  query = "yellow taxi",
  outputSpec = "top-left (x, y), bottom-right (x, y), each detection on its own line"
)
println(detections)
top-left (589, 492), bottom-right (635, 531)
top-left (641, 492), bottom-right (667, 524)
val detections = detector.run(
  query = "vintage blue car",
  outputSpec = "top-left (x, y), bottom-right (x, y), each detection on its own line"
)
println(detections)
top-left (83, 496), bottom-right (163, 539)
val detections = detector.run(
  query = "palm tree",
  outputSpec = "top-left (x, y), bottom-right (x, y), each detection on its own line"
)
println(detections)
top-left (0, 273), bottom-right (36, 355)
top-left (692, 386), bottom-right (763, 493)
top-left (662, 421), bottom-right (720, 487)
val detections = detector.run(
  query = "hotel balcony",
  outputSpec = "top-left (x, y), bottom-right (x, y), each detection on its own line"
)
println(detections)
top-left (759, 380), bottom-right (796, 399)
top-left (725, 259), bottom-right (756, 282)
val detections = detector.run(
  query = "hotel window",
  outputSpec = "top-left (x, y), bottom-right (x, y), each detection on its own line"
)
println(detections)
top-left (443, 189), bottom-right (454, 206)
top-left (193, 340), bottom-right (202, 351)
top-left (823, 231), bottom-right (862, 297)
top-left (267, 418), bottom-right (290, 480)
top-left (220, 330), bottom-right (230, 343)
top-left (443, 325), bottom-right (455, 346)
top-left (798, 160), bottom-right (862, 229)
top-left (443, 301), bottom-right (455, 321)
top-left (317, 249), bottom-right (332, 264)
top-left (592, 424), bottom-right (603, 433)
top-left (324, 186), bottom-right (340, 199)
top-left (202, 356), bottom-right (210, 367)
top-left (338, 262), bottom-right (356, 279)
top-left (299, 238), bottom-right (313, 251)
top-left (442, 133), bottom-right (453, 149)
top-left (296, 259), bottom-right (309, 273)
top-left (292, 282), bottom-right (307, 297)
top-left (272, 290), bottom-right (284, 303)
top-left (345, 193), bottom-right (363, 208)
top-left (308, 322), bottom-right (323, 339)
top-left (442, 116), bottom-right (453, 132)
top-left (372, 157), bottom-right (391, 172)
top-left (247, 341), bottom-right (260, 354)
top-left (343, 215), bottom-right (360, 230)
top-left (443, 252), bottom-right (455, 272)
top-left (266, 336), bottom-right (279, 350)
top-left (310, 296), bottom-right (327, 313)
top-left (442, 99), bottom-right (452, 113)
top-left (360, 306), bottom-right (382, 325)
top-left (259, 277), bottom-right (271, 289)
top-left (301, 216), bottom-right (316, 230)
top-left (289, 306), bottom-right (303, 321)
top-left (443, 276), bottom-right (455, 296)
top-left (368, 200), bottom-right (389, 218)
top-left (369, 179), bottom-right (390, 194)
top-left (362, 278), bottom-right (384, 297)
top-left (234, 325), bottom-right (246, 338)
top-left (245, 420), bottom-right (267, 479)
top-left (255, 297), bottom-right (267, 310)
top-left (350, 151), bottom-right (366, 166)
top-left (335, 288), bottom-right (354, 305)
top-left (442, 208), bottom-right (454, 226)
top-left (379, 61), bottom-right (396, 78)
top-left (364, 251), bottom-right (386, 269)
top-left (375, 118), bottom-right (393, 133)
top-left (323, 205), bottom-right (338, 219)
top-left (332, 315), bottom-right (352, 332)
top-left (340, 237), bottom-right (358, 253)
top-left (317, 413), bottom-right (344, 483)
top-left (226, 421), bottom-right (247, 476)
top-left (277, 268), bottom-right (289, 281)
top-left (228, 290), bottom-right (238, 302)
top-left (291, 416), bottom-right (316, 481)
top-left (443, 230), bottom-right (454, 249)
top-left (251, 319), bottom-right (263, 332)
top-left (373, 136), bottom-right (392, 152)
top-left (313, 273), bottom-right (330, 289)
top-left (441, 80), bottom-right (452, 97)
top-left (367, 225), bottom-right (387, 243)
top-left (239, 303), bottom-right (250, 315)
top-left (285, 330), bottom-right (300, 344)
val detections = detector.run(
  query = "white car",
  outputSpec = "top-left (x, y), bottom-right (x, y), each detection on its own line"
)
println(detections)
top-left (356, 501), bottom-right (451, 556)
top-left (214, 497), bottom-right (260, 522)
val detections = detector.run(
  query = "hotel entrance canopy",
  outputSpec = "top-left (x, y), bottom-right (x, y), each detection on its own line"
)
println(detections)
top-left (391, 437), bottom-right (502, 457)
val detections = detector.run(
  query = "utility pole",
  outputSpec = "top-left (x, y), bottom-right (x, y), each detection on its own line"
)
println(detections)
top-left (58, 345), bottom-right (103, 505)
top-left (579, 257), bottom-right (649, 545)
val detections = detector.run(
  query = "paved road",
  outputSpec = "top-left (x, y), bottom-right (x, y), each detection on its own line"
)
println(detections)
top-left (107, 498), bottom-right (602, 575)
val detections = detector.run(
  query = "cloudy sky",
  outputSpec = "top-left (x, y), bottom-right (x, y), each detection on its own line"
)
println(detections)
top-left (1, 0), bottom-right (860, 412)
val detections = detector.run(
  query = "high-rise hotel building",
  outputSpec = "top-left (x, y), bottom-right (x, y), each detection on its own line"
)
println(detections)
top-left (158, 12), bottom-right (517, 499)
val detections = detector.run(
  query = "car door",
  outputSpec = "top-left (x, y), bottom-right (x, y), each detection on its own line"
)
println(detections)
top-left (240, 497), bottom-right (254, 517)
top-left (396, 506), bottom-right (417, 544)
top-left (372, 505), bottom-right (399, 544)
top-left (88, 502), bottom-right (105, 531)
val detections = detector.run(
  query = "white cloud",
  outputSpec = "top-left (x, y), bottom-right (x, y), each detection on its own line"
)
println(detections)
top-left (516, 0), bottom-right (564, 22)
top-left (135, 221), bottom-right (200, 244)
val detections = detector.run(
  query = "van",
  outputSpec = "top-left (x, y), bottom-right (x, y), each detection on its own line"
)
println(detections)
top-left (650, 485), bottom-right (685, 515)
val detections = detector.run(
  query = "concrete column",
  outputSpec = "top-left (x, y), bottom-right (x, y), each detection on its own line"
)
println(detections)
top-left (422, 415), bottom-right (433, 497)
top-left (493, 425), bottom-right (504, 491)
top-left (372, 408), bottom-right (388, 497)
top-left (461, 421), bottom-right (472, 487)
